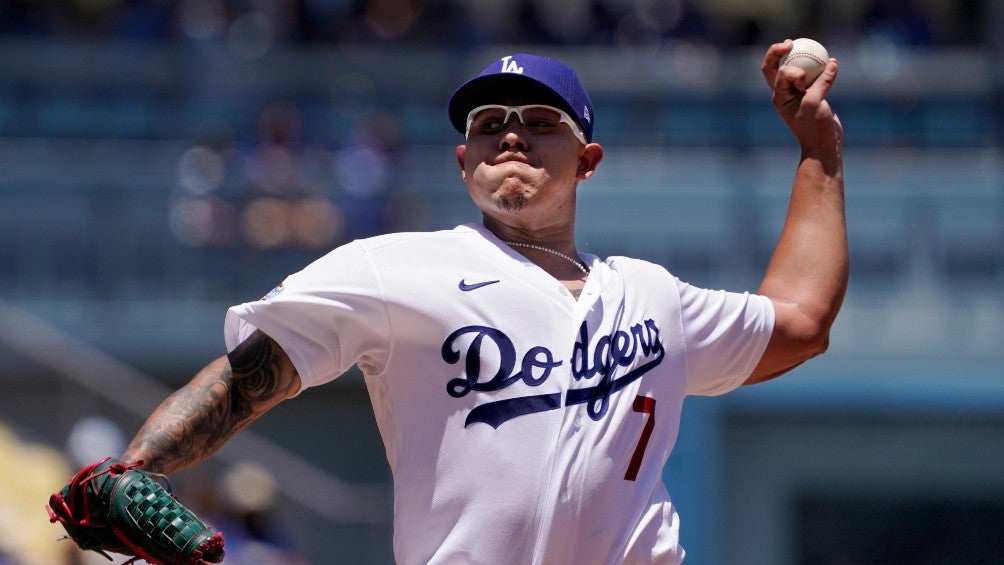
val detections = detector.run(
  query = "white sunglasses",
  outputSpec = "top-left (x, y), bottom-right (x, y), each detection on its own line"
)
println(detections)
top-left (465, 104), bottom-right (587, 145)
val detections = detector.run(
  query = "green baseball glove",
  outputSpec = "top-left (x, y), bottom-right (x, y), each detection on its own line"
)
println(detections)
top-left (46, 457), bottom-right (225, 565)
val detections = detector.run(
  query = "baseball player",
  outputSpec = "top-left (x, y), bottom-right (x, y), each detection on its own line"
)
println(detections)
top-left (50, 41), bottom-right (846, 564)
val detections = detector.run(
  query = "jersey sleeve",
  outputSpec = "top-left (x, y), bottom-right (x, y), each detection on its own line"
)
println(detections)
top-left (224, 240), bottom-right (390, 391)
top-left (677, 279), bottom-right (775, 396)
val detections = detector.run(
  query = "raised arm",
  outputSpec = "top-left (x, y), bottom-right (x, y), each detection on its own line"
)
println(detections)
top-left (122, 329), bottom-right (301, 473)
top-left (746, 40), bottom-right (848, 384)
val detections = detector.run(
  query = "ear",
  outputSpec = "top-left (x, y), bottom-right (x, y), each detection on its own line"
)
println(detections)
top-left (576, 143), bottom-right (604, 180)
top-left (456, 145), bottom-right (468, 180)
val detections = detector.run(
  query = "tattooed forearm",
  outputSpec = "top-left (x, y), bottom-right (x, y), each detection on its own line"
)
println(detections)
top-left (123, 330), bottom-right (300, 474)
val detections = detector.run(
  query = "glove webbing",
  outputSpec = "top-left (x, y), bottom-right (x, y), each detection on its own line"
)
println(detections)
top-left (108, 467), bottom-right (225, 564)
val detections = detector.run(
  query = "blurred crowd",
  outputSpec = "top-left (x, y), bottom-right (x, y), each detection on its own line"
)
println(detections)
top-left (169, 100), bottom-right (420, 253)
top-left (0, 0), bottom-right (993, 255)
top-left (0, 0), bottom-right (989, 48)
top-left (0, 422), bottom-right (68, 564)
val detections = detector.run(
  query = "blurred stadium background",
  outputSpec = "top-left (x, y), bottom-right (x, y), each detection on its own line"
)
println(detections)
top-left (1, 0), bottom-right (1002, 563)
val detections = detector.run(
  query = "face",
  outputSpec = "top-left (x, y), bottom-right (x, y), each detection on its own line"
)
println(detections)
top-left (456, 97), bottom-right (603, 228)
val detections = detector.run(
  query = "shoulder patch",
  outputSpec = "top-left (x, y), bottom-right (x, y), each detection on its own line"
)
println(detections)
top-left (261, 283), bottom-right (284, 301)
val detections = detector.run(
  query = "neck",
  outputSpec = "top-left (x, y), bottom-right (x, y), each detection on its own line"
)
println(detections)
top-left (482, 215), bottom-right (577, 257)
top-left (483, 220), bottom-right (589, 279)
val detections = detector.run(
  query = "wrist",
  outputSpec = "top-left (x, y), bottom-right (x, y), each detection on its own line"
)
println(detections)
top-left (798, 149), bottom-right (842, 182)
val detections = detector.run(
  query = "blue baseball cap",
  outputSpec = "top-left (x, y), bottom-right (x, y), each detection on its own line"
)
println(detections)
top-left (448, 53), bottom-right (595, 143)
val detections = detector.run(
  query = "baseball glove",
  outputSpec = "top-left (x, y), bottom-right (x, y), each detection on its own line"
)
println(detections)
top-left (46, 457), bottom-right (225, 565)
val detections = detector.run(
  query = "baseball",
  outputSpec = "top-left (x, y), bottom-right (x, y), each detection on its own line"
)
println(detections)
top-left (779, 37), bottom-right (829, 85)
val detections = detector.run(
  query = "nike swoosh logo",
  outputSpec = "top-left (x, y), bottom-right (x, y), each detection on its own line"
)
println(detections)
top-left (459, 279), bottom-right (500, 291)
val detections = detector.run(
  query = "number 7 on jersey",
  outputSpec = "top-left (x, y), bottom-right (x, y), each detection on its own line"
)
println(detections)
top-left (624, 395), bottom-right (656, 481)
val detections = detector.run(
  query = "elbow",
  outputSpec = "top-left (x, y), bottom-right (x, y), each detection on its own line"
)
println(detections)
top-left (783, 300), bottom-right (836, 363)
top-left (811, 330), bottom-right (831, 358)
top-left (750, 297), bottom-right (840, 385)
top-left (799, 318), bottom-right (833, 362)
top-left (744, 320), bottom-right (833, 386)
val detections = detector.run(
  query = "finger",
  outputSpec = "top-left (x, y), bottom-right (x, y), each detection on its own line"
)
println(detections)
top-left (774, 63), bottom-right (806, 94)
top-left (761, 39), bottom-right (793, 87)
top-left (804, 58), bottom-right (839, 101)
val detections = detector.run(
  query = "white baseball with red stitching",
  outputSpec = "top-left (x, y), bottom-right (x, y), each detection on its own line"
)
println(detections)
top-left (780, 37), bottom-right (829, 85)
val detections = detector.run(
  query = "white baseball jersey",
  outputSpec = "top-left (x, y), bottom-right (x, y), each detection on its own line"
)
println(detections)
top-left (224, 223), bottom-right (774, 565)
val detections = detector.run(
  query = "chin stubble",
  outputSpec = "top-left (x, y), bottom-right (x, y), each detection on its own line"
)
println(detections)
top-left (495, 194), bottom-right (529, 212)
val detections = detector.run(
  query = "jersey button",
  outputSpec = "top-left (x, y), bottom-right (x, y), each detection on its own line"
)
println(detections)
top-left (559, 490), bottom-right (569, 503)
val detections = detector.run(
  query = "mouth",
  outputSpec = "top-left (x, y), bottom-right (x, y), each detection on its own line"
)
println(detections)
top-left (493, 152), bottom-right (531, 166)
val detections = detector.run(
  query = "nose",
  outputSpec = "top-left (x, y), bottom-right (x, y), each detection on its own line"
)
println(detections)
top-left (498, 122), bottom-right (528, 152)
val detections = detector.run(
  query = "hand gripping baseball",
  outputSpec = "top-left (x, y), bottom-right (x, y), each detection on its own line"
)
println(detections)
top-left (762, 39), bottom-right (843, 150)
top-left (46, 457), bottom-right (225, 565)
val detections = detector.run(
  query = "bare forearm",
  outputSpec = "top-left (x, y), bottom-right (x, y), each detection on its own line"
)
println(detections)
top-left (746, 150), bottom-right (846, 384)
top-left (759, 147), bottom-right (848, 324)
top-left (123, 331), bottom-right (300, 474)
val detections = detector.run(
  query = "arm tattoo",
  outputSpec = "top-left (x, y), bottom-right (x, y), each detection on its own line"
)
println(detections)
top-left (227, 330), bottom-right (293, 404)
top-left (126, 330), bottom-right (299, 473)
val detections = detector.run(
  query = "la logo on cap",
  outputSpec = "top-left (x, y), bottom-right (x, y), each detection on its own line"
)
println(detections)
top-left (500, 55), bottom-right (523, 74)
